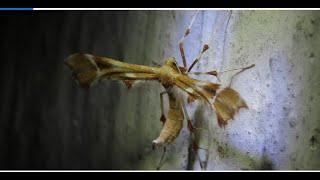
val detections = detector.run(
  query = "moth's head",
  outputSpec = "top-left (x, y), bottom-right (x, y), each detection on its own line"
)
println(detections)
top-left (163, 57), bottom-right (176, 66)
top-left (163, 57), bottom-right (179, 70)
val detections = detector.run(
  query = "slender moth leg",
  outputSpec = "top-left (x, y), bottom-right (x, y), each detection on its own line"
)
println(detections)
top-left (180, 98), bottom-right (207, 169)
top-left (222, 64), bottom-right (255, 87)
top-left (179, 10), bottom-right (199, 70)
top-left (187, 44), bottom-right (210, 73)
top-left (156, 146), bottom-right (166, 170)
top-left (186, 70), bottom-right (220, 82)
top-left (186, 64), bottom-right (255, 85)
top-left (155, 91), bottom-right (169, 170)
top-left (160, 91), bottom-right (167, 124)
top-left (188, 11), bottom-right (233, 72)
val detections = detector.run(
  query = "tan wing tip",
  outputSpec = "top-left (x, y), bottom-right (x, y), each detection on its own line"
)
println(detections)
top-left (242, 101), bottom-right (249, 109)
top-left (213, 100), bottom-right (234, 127)
top-left (213, 87), bottom-right (249, 127)
top-left (64, 54), bottom-right (78, 68)
top-left (217, 115), bottom-right (230, 128)
top-left (64, 53), bottom-right (99, 89)
top-left (217, 114), bottom-right (226, 128)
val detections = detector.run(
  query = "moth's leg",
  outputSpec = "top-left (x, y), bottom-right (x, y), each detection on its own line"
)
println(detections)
top-left (188, 123), bottom-right (207, 170)
top-left (188, 120), bottom-right (209, 170)
top-left (179, 10), bottom-right (199, 71)
top-left (186, 63), bottom-right (255, 84)
top-left (187, 43), bottom-right (209, 73)
top-left (224, 64), bottom-right (255, 87)
top-left (180, 99), bottom-right (207, 169)
top-left (190, 139), bottom-right (205, 170)
top-left (160, 91), bottom-right (167, 124)
top-left (155, 92), bottom-right (168, 170)
top-left (186, 70), bottom-right (220, 82)
top-left (180, 98), bottom-right (208, 136)
top-left (187, 11), bottom-right (233, 72)
top-left (156, 146), bottom-right (166, 170)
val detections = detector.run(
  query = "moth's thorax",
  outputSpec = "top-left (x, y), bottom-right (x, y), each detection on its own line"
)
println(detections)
top-left (157, 58), bottom-right (180, 87)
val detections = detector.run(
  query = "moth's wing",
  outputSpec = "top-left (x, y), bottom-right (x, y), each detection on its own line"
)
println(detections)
top-left (64, 54), bottom-right (100, 88)
top-left (175, 75), bottom-right (220, 105)
top-left (175, 75), bottom-right (247, 127)
top-left (213, 87), bottom-right (248, 127)
top-left (65, 53), bottom-right (158, 88)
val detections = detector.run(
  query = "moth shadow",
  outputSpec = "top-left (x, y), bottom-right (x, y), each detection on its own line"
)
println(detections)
top-left (186, 104), bottom-right (275, 170)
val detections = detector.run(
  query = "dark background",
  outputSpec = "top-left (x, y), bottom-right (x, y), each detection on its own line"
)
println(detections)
top-left (0, 11), bottom-right (139, 169)
top-left (0, 10), bottom-right (188, 170)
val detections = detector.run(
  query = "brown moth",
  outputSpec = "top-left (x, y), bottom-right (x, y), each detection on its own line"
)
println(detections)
top-left (64, 10), bottom-right (254, 168)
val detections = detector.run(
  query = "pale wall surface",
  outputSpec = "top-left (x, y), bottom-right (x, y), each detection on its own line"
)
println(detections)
top-left (137, 10), bottom-right (320, 170)
top-left (0, 10), bottom-right (319, 170)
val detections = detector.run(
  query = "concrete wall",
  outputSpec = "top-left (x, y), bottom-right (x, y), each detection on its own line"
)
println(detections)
top-left (0, 10), bottom-right (319, 170)
top-left (175, 10), bottom-right (320, 170)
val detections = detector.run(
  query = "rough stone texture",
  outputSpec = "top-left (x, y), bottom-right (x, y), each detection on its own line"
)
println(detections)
top-left (0, 10), bottom-right (319, 170)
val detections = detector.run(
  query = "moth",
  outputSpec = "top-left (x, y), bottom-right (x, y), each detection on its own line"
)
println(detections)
top-left (64, 10), bottom-right (254, 168)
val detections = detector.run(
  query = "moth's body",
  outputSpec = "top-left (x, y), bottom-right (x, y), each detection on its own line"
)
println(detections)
top-left (65, 53), bottom-right (250, 150)
top-left (157, 58), bottom-right (181, 87)
top-left (64, 10), bottom-right (255, 170)
top-left (151, 58), bottom-right (186, 149)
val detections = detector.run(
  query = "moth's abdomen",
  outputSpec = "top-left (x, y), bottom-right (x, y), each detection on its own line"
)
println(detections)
top-left (152, 93), bottom-right (184, 149)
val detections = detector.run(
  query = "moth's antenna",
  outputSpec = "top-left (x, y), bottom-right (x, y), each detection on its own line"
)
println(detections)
top-left (152, 60), bottom-right (161, 67)
top-left (187, 11), bottom-right (233, 73)
top-left (208, 10), bottom-right (233, 46)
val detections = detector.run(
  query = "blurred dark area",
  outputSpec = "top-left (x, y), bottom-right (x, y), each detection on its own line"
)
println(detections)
top-left (0, 11), bottom-right (132, 169)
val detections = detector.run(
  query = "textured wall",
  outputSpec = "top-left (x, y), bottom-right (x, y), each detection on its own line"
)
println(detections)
top-left (0, 10), bottom-right (319, 170)
top-left (180, 10), bottom-right (320, 170)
